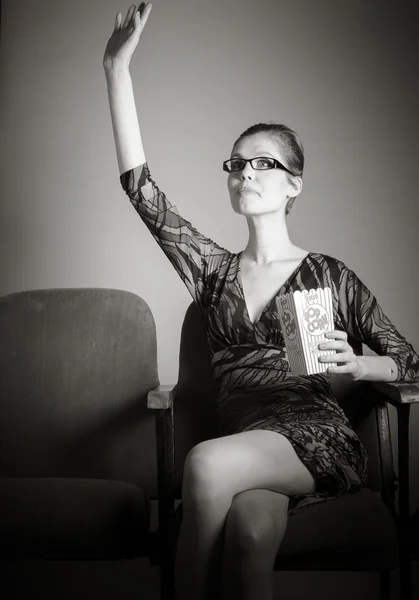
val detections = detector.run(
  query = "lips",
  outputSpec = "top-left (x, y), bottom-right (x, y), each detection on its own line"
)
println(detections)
top-left (237, 186), bottom-right (258, 194)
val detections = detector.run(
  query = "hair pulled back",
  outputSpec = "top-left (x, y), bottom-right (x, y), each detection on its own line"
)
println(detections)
top-left (232, 123), bottom-right (304, 215)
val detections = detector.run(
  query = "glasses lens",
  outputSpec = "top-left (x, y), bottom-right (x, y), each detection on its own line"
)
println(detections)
top-left (252, 157), bottom-right (276, 170)
top-left (228, 158), bottom-right (245, 171)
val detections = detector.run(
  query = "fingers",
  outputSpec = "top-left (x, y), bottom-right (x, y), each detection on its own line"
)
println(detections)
top-left (117, 3), bottom-right (152, 32)
top-left (318, 330), bottom-right (360, 377)
top-left (122, 4), bottom-right (137, 29)
top-left (324, 330), bottom-right (347, 341)
top-left (318, 340), bottom-right (348, 352)
top-left (326, 363), bottom-right (359, 375)
top-left (320, 330), bottom-right (350, 353)
top-left (113, 12), bottom-right (122, 32)
top-left (139, 2), bottom-right (152, 26)
top-left (319, 352), bottom-right (353, 364)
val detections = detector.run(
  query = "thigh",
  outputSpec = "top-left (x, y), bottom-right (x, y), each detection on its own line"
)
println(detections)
top-left (186, 430), bottom-right (316, 498)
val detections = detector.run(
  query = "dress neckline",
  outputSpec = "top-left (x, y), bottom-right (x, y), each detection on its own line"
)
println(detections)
top-left (237, 251), bottom-right (314, 327)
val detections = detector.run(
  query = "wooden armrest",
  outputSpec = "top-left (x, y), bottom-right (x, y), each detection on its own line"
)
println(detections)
top-left (371, 381), bottom-right (419, 407)
top-left (147, 384), bottom-right (177, 409)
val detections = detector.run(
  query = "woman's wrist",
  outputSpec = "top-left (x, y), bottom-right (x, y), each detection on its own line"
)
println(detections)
top-left (104, 60), bottom-right (131, 78)
top-left (354, 355), bottom-right (398, 382)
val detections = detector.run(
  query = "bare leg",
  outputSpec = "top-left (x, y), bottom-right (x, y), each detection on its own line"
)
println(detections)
top-left (175, 430), bottom-right (315, 600)
top-left (221, 489), bottom-right (289, 600)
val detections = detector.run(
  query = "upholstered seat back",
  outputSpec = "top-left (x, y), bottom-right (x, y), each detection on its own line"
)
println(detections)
top-left (173, 302), bottom-right (389, 495)
top-left (0, 288), bottom-right (159, 496)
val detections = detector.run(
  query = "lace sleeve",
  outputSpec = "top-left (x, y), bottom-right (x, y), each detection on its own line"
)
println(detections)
top-left (120, 163), bottom-right (228, 303)
top-left (338, 266), bottom-right (419, 382)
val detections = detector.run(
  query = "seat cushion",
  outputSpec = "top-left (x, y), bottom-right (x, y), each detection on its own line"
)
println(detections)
top-left (0, 478), bottom-right (149, 559)
top-left (276, 488), bottom-right (398, 570)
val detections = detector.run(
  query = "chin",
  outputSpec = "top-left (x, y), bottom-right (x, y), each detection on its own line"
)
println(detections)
top-left (230, 199), bottom-right (280, 217)
top-left (230, 199), bottom-right (252, 215)
top-left (230, 192), bottom-right (286, 215)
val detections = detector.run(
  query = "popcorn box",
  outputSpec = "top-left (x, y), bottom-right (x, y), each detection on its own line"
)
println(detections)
top-left (275, 287), bottom-right (337, 376)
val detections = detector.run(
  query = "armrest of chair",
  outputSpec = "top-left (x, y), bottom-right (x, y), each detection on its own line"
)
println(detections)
top-left (147, 384), bottom-right (177, 564)
top-left (371, 381), bottom-right (419, 408)
top-left (147, 384), bottom-right (177, 410)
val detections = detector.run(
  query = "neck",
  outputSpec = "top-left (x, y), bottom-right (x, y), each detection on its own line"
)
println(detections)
top-left (242, 212), bottom-right (296, 264)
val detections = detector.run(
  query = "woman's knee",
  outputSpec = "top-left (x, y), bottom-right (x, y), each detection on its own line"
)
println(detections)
top-left (182, 439), bottom-right (228, 501)
top-left (225, 490), bottom-right (289, 557)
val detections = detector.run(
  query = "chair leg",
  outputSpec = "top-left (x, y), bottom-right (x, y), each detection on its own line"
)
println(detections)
top-left (398, 404), bottom-right (412, 600)
top-left (160, 555), bottom-right (175, 600)
top-left (399, 557), bottom-right (411, 600)
top-left (159, 507), bottom-right (180, 600)
top-left (379, 570), bottom-right (391, 600)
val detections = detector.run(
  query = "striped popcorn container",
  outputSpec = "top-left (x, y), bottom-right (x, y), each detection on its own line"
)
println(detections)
top-left (275, 287), bottom-right (337, 375)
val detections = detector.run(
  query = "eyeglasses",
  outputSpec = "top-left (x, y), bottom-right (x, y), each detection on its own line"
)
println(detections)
top-left (222, 156), bottom-right (296, 176)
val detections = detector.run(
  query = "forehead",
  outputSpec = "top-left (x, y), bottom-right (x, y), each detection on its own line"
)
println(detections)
top-left (232, 132), bottom-right (282, 158)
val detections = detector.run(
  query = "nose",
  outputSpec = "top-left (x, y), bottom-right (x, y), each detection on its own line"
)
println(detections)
top-left (240, 161), bottom-right (255, 180)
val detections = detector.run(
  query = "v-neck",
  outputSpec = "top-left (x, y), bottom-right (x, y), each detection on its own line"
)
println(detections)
top-left (237, 251), bottom-right (313, 327)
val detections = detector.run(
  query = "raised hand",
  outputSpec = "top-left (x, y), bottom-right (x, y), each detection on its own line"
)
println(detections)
top-left (103, 3), bottom-right (152, 71)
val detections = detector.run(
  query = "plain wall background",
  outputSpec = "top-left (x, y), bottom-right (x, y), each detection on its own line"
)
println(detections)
top-left (1, 0), bottom-right (418, 520)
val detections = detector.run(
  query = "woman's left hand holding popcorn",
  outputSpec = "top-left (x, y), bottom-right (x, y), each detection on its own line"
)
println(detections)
top-left (318, 330), bottom-right (363, 380)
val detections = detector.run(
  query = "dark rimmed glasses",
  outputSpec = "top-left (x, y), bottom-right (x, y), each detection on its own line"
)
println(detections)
top-left (222, 156), bottom-right (296, 176)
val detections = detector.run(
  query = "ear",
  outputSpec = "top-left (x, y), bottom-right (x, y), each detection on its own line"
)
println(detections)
top-left (288, 176), bottom-right (303, 198)
top-left (285, 197), bottom-right (295, 215)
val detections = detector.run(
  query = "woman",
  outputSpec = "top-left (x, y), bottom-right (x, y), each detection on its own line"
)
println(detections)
top-left (103, 5), bottom-right (419, 600)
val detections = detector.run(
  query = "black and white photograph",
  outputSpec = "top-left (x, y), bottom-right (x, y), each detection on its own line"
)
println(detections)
top-left (1, 1), bottom-right (418, 599)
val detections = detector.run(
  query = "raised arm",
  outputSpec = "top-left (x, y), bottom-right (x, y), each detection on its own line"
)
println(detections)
top-left (102, 4), bottom-right (228, 305)
top-left (103, 3), bottom-right (152, 174)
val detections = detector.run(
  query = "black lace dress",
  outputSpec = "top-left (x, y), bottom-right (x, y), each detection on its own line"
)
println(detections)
top-left (120, 163), bottom-right (419, 514)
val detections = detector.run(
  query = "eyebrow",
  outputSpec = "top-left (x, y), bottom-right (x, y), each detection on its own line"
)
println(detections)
top-left (231, 151), bottom-right (276, 158)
